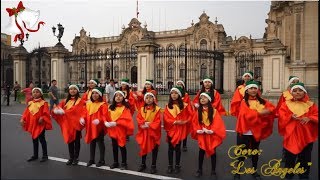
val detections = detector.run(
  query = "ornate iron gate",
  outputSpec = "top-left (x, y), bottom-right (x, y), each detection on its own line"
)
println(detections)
top-left (154, 47), bottom-right (224, 95)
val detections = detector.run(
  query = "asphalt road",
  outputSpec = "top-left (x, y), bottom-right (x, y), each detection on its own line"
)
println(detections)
top-left (1, 103), bottom-right (318, 180)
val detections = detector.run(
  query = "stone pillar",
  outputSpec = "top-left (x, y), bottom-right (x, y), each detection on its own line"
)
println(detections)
top-left (135, 40), bottom-right (159, 89)
top-left (47, 43), bottom-right (70, 91)
top-left (12, 46), bottom-right (28, 88)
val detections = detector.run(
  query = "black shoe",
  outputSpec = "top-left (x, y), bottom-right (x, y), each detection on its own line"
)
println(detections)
top-left (166, 165), bottom-right (173, 174)
top-left (174, 165), bottom-right (181, 174)
top-left (150, 165), bottom-right (157, 174)
top-left (27, 156), bottom-right (38, 162)
top-left (211, 170), bottom-right (217, 178)
top-left (86, 160), bottom-right (95, 167)
top-left (138, 164), bottom-right (146, 172)
top-left (110, 162), bottom-right (119, 169)
top-left (40, 156), bottom-right (48, 162)
top-left (252, 172), bottom-right (262, 180)
top-left (66, 159), bottom-right (73, 165)
top-left (120, 163), bottom-right (128, 170)
top-left (234, 174), bottom-right (240, 180)
top-left (126, 136), bottom-right (130, 142)
top-left (182, 146), bottom-right (188, 152)
top-left (195, 169), bottom-right (202, 177)
top-left (72, 159), bottom-right (79, 165)
top-left (96, 160), bottom-right (105, 167)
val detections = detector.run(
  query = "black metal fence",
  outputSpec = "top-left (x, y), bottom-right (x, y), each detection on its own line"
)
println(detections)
top-left (154, 47), bottom-right (224, 95)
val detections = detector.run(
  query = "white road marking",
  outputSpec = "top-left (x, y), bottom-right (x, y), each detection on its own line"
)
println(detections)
top-left (48, 156), bottom-right (181, 180)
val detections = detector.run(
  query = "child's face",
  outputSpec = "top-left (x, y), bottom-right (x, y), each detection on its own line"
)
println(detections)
top-left (145, 95), bottom-right (154, 105)
top-left (243, 75), bottom-right (251, 82)
top-left (247, 87), bottom-right (258, 97)
top-left (200, 95), bottom-right (209, 105)
top-left (170, 91), bottom-right (179, 100)
top-left (177, 82), bottom-right (184, 88)
top-left (292, 88), bottom-right (305, 100)
top-left (115, 93), bottom-right (124, 103)
top-left (145, 84), bottom-right (152, 90)
top-left (121, 83), bottom-right (127, 89)
top-left (32, 90), bottom-right (41, 99)
top-left (203, 81), bottom-right (212, 89)
top-left (69, 87), bottom-right (78, 96)
top-left (91, 91), bottom-right (100, 101)
top-left (89, 81), bottom-right (96, 89)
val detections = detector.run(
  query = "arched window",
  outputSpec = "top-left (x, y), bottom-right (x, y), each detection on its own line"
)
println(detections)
top-left (179, 45), bottom-right (185, 56)
top-left (167, 45), bottom-right (175, 57)
top-left (157, 64), bottom-right (163, 78)
top-left (114, 66), bottom-right (119, 79)
top-left (167, 64), bottom-right (173, 78)
top-left (200, 63), bottom-right (207, 79)
top-left (200, 39), bottom-right (207, 50)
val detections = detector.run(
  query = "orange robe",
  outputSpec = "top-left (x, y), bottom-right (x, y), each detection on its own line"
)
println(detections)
top-left (230, 85), bottom-right (246, 117)
top-left (106, 105), bottom-right (134, 147)
top-left (136, 89), bottom-right (158, 110)
top-left (21, 99), bottom-right (52, 139)
top-left (52, 97), bottom-right (85, 144)
top-left (81, 89), bottom-right (93, 102)
top-left (193, 90), bottom-right (226, 116)
top-left (278, 99), bottom-right (318, 154)
top-left (82, 101), bottom-right (109, 143)
top-left (135, 105), bottom-right (161, 156)
top-left (236, 98), bottom-right (275, 141)
top-left (275, 90), bottom-right (310, 117)
top-left (191, 108), bottom-right (226, 157)
top-left (163, 102), bottom-right (193, 147)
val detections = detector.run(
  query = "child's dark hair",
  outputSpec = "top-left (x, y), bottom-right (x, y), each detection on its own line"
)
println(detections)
top-left (244, 90), bottom-right (265, 106)
top-left (142, 85), bottom-right (155, 95)
top-left (168, 94), bottom-right (184, 110)
top-left (198, 102), bottom-right (214, 125)
top-left (109, 94), bottom-right (130, 110)
top-left (90, 93), bottom-right (103, 102)
top-left (200, 84), bottom-right (214, 103)
top-left (66, 90), bottom-right (80, 106)
top-left (119, 85), bottom-right (130, 99)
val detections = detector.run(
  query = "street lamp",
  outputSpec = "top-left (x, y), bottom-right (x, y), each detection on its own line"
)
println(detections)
top-left (52, 23), bottom-right (64, 43)
top-left (18, 33), bottom-right (29, 46)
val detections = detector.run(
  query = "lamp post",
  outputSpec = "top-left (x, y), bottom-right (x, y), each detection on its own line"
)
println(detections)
top-left (52, 23), bottom-right (64, 44)
top-left (18, 33), bottom-right (29, 46)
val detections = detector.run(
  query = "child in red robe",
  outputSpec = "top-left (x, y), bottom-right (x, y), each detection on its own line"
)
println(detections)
top-left (191, 92), bottom-right (226, 177)
top-left (20, 87), bottom-right (52, 162)
top-left (81, 79), bottom-right (99, 103)
top-left (176, 80), bottom-right (191, 152)
top-left (135, 92), bottom-right (161, 174)
top-left (193, 77), bottom-right (226, 116)
top-left (104, 91), bottom-right (134, 170)
top-left (234, 80), bottom-right (275, 180)
top-left (278, 82), bottom-right (318, 179)
top-left (52, 84), bottom-right (85, 165)
top-left (164, 86), bottom-right (193, 174)
top-left (79, 87), bottom-right (108, 167)
top-left (134, 79), bottom-right (158, 110)
top-left (230, 71), bottom-right (253, 117)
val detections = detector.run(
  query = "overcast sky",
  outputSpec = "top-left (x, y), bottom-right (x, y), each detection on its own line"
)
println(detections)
top-left (1, 0), bottom-right (271, 52)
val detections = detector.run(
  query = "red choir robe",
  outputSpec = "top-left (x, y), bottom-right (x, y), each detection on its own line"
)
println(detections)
top-left (191, 108), bottom-right (226, 157)
top-left (135, 89), bottom-right (158, 110)
top-left (278, 97), bottom-right (318, 154)
top-left (21, 99), bottom-right (52, 139)
top-left (106, 105), bottom-right (135, 147)
top-left (230, 85), bottom-right (246, 117)
top-left (236, 97), bottom-right (275, 142)
top-left (81, 89), bottom-right (93, 102)
top-left (193, 89), bottom-right (226, 116)
top-left (52, 97), bottom-right (85, 144)
top-left (121, 89), bottom-right (136, 115)
top-left (275, 90), bottom-right (310, 117)
top-left (82, 101), bottom-right (109, 143)
top-left (135, 105), bottom-right (161, 156)
top-left (163, 102), bottom-right (193, 147)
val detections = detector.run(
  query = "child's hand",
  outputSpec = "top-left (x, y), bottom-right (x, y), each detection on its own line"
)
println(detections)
top-left (20, 119), bottom-right (25, 126)
top-left (109, 122), bottom-right (117, 127)
top-left (300, 117), bottom-right (311, 124)
top-left (196, 130), bottom-right (204, 134)
top-left (105, 121), bottom-right (111, 128)
top-left (292, 114), bottom-right (299, 120)
top-left (92, 119), bottom-right (100, 125)
top-left (79, 118), bottom-right (85, 126)
top-left (38, 118), bottom-right (43, 124)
